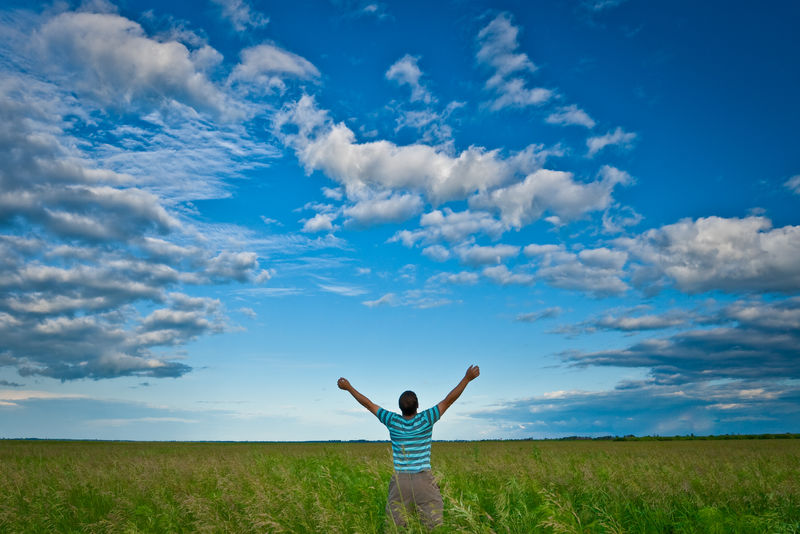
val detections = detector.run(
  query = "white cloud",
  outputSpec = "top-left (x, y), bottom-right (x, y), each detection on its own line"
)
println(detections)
top-left (471, 166), bottom-right (632, 227)
top-left (343, 191), bottom-right (423, 226)
top-left (476, 13), bottom-right (535, 81)
top-left (482, 265), bottom-right (534, 286)
top-left (602, 205), bottom-right (643, 234)
top-left (457, 244), bottom-right (520, 266)
top-left (210, 0), bottom-right (269, 31)
top-left (280, 106), bottom-right (513, 203)
top-left (230, 43), bottom-right (319, 92)
top-left (558, 306), bottom-right (693, 334)
top-left (584, 0), bottom-right (629, 12)
top-left (578, 247), bottom-right (628, 270)
top-left (322, 187), bottom-right (344, 200)
top-left (238, 307), bottom-right (257, 319)
top-left (391, 208), bottom-right (505, 247)
top-left (393, 105), bottom-right (461, 146)
top-left (205, 251), bottom-right (259, 282)
top-left (34, 11), bottom-right (237, 117)
top-left (302, 213), bottom-right (336, 233)
top-left (593, 313), bottom-right (686, 331)
top-left (620, 216), bottom-right (800, 294)
top-left (524, 243), bottom-right (564, 256)
top-left (363, 293), bottom-right (396, 307)
top-left (546, 104), bottom-right (596, 128)
top-left (785, 175), bottom-right (800, 194)
top-left (587, 127), bottom-right (637, 157)
top-left (526, 244), bottom-right (629, 296)
top-left (428, 271), bottom-right (479, 285)
top-left (476, 13), bottom-right (553, 111)
top-left (386, 54), bottom-right (433, 103)
top-left (489, 80), bottom-right (552, 111)
top-left (724, 298), bottom-right (800, 331)
top-left (422, 245), bottom-right (450, 262)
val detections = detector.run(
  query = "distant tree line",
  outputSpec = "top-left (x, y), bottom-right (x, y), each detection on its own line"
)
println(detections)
top-left (542, 433), bottom-right (800, 441)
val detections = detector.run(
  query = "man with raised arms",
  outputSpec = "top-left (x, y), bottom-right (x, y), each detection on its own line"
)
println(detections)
top-left (337, 364), bottom-right (481, 529)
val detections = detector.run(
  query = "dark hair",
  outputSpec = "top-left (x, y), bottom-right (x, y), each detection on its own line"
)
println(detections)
top-left (399, 390), bottom-right (418, 416)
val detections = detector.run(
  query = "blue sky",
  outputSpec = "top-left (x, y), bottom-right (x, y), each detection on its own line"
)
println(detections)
top-left (1, 0), bottom-right (799, 440)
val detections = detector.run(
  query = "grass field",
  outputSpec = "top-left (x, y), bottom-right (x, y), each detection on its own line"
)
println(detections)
top-left (1, 439), bottom-right (798, 533)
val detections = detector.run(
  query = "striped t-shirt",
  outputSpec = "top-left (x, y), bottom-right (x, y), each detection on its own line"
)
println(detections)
top-left (377, 405), bottom-right (440, 472)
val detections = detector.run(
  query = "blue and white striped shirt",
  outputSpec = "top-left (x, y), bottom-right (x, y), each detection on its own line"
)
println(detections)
top-left (377, 405), bottom-right (440, 472)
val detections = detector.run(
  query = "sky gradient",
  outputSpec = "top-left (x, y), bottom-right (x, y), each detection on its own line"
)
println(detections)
top-left (1, 0), bottom-right (799, 440)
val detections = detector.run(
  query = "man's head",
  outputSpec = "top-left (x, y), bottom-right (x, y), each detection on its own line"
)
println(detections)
top-left (399, 390), bottom-right (418, 416)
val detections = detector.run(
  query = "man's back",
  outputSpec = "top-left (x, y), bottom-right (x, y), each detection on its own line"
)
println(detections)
top-left (378, 405), bottom-right (440, 472)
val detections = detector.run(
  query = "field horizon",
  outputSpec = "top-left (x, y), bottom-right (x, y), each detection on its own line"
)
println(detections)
top-left (3, 432), bottom-right (798, 444)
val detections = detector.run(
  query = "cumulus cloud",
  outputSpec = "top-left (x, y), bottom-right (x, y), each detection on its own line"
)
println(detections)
top-left (471, 166), bottom-right (633, 227)
top-left (421, 245), bottom-right (451, 262)
top-left (277, 95), bottom-right (623, 251)
top-left (343, 191), bottom-right (423, 226)
top-left (457, 243), bottom-right (520, 266)
top-left (476, 13), bottom-right (553, 111)
top-left (482, 265), bottom-right (534, 286)
top-left (546, 104), bottom-right (596, 128)
top-left (205, 251), bottom-right (259, 282)
top-left (276, 96), bottom-right (516, 203)
top-left (386, 54), bottom-right (433, 103)
top-left (587, 127), bottom-right (637, 157)
top-left (230, 43), bottom-right (319, 92)
top-left (34, 11), bottom-right (237, 117)
top-left (525, 244), bottom-right (629, 296)
top-left (392, 208), bottom-right (506, 247)
top-left (620, 216), bottom-right (800, 294)
top-left (302, 213), bottom-right (336, 233)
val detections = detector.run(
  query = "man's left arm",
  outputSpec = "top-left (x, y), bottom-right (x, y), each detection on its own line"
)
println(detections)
top-left (337, 377), bottom-right (380, 416)
top-left (437, 365), bottom-right (480, 417)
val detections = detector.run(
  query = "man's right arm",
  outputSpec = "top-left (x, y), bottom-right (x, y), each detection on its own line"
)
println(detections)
top-left (337, 377), bottom-right (380, 416)
top-left (437, 365), bottom-right (480, 417)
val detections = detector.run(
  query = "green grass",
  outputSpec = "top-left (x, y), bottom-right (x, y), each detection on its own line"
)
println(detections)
top-left (1, 439), bottom-right (798, 533)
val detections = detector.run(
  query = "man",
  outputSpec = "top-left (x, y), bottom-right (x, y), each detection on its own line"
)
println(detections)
top-left (337, 364), bottom-right (481, 529)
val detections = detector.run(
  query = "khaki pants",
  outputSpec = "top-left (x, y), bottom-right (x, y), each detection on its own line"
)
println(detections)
top-left (386, 470), bottom-right (443, 529)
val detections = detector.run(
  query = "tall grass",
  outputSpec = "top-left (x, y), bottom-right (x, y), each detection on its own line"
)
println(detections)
top-left (0, 439), bottom-right (798, 532)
